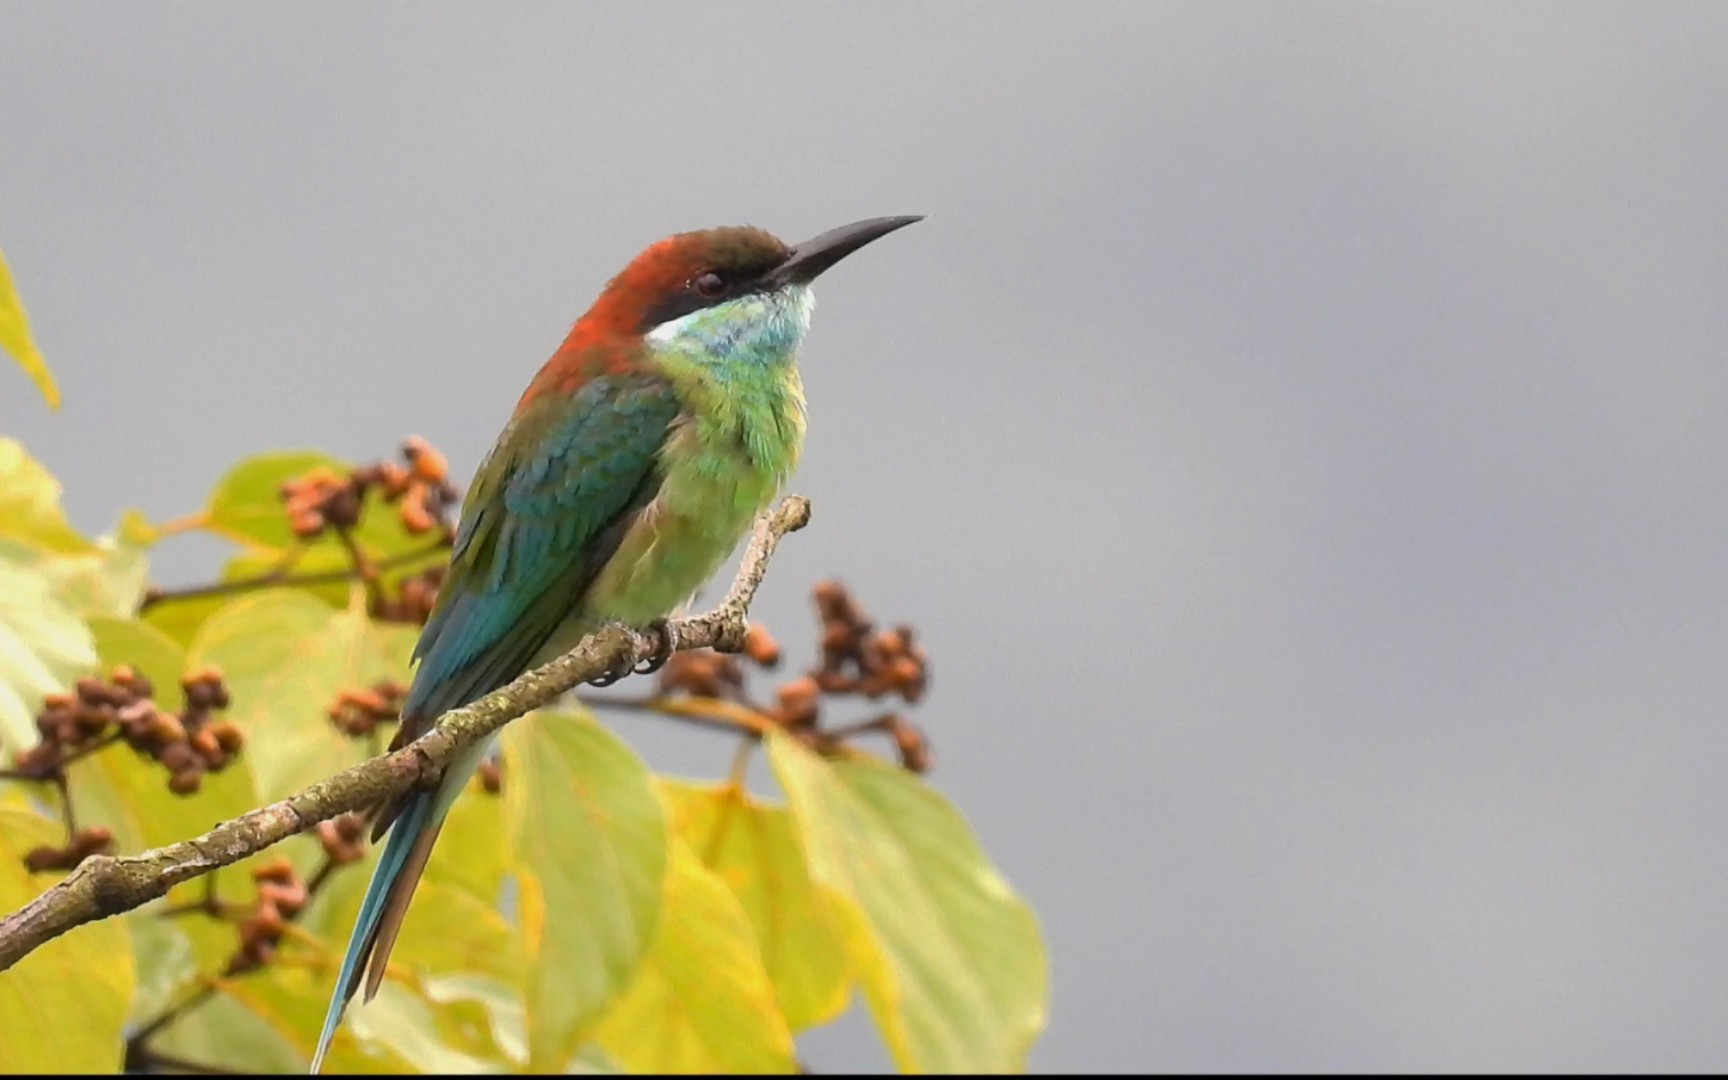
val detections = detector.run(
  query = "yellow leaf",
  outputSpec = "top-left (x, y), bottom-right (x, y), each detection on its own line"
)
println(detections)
top-left (596, 839), bottom-right (797, 1074)
top-left (658, 778), bottom-right (851, 1030)
top-left (0, 546), bottom-right (96, 752)
top-left (0, 439), bottom-right (90, 553)
top-left (0, 807), bottom-right (134, 1071)
top-left (2, 532), bottom-right (150, 620)
top-left (307, 861), bottom-right (521, 992)
top-left (432, 767), bottom-right (509, 907)
top-left (768, 734), bottom-right (1050, 1073)
top-left (0, 244), bottom-right (59, 409)
top-left (502, 709), bottom-right (666, 1071)
top-left (187, 589), bottom-right (416, 803)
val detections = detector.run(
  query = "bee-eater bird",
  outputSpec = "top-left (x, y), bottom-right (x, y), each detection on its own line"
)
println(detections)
top-left (312, 215), bottom-right (921, 1070)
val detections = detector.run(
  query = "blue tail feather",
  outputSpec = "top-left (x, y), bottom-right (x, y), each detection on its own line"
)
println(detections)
top-left (310, 792), bottom-right (433, 1072)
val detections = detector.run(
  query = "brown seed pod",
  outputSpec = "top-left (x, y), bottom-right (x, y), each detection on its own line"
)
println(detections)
top-left (158, 741), bottom-right (197, 773)
top-left (743, 624), bottom-right (782, 667)
top-left (189, 728), bottom-right (220, 759)
top-left (478, 758), bottom-right (503, 794)
top-left (403, 436), bottom-right (449, 484)
top-left (398, 484), bottom-right (436, 534)
top-left (253, 857), bottom-right (297, 886)
top-left (209, 721), bottom-right (245, 754)
top-left (774, 676), bottom-right (821, 729)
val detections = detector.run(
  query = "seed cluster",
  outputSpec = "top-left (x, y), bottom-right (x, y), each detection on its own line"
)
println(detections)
top-left (280, 437), bottom-right (460, 542)
top-left (328, 681), bottom-right (408, 739)
top-left (652, 580), bottom-right (935, 773)
top-left (372, 563), bottom-right (446, 625)
top-left (315, 811), bottom-right (368, 866)
top-left (227, 858), bottom-right (309, 974)
top-left (14, 666), bottom-right (242, 796)
top-left (811, 580), bottom-right (929, 702)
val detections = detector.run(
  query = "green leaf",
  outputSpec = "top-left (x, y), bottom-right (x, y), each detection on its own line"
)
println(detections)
top-left (126, 912), bottom-right (199, 1026)
top-left (421, 973), bottom-right (527, 1069)
top-left (203, 450), bottom-right (343, 550)
top-left (767, 734), bottom-right (1050, 1073)
top-left (139, 543), bottom-right (320, 648)
top-left (0, 439), bottom-right (88, 552)
top-left (595, 838), bottom-right (797, 1074)
top-left (187, 589), bottom-right (417, 803)
top-left (159, 967), bottom-right (414, 1073)
top-left (150, 985), bottom-right (307, 1073)
top-left (431, 768), bottom-right (509, 906)
top-left (307, 863), bottom-right (522, 992)
top-left (0, 546), bottom-right (96, 752)
top-left (502, 709), bottom-right (667, 1071)
top-left (0, 246), bottom-right (59, 409)
top-left (0, 807), bottom-right (134, 1072)
top-left (658, 778), bottom-right (851, 1031)
top-left (349, 981), bottom-right (511, 1074)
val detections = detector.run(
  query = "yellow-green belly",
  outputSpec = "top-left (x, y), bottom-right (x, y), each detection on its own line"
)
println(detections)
top-left (529, 419), bottom-right (792, 663)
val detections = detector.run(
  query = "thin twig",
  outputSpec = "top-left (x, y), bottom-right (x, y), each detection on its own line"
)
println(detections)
top-left (0, 731), bottom-right (125, 785)
top-left (0, 496), bottom-right (810, 971)
top-left (587, 694), bottom-right (777, 737)
top-left (126, 984), bottom-right (215, 1048)
top-left (139, 540), bottom-right (446, 612)
top-left (124, 1045), bottom-right (232, 1075)
top-left (331, 523), bottom-right (385, 613)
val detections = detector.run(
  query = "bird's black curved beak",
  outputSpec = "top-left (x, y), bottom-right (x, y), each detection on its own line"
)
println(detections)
top-left (769, 215), bottom-right (924, 286)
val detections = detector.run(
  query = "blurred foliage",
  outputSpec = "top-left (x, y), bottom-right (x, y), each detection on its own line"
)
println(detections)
top-left (0, 429), bottom-right (1048, 1073)
top-left (0, 241), bottom-right (58, 409)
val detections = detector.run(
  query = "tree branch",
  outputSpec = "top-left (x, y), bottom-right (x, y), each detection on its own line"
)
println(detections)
top-left (0, 495), bottom-right (812, 972)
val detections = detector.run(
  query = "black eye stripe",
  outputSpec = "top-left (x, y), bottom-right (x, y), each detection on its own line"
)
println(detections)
top-left (638, 267), bottom-right (779, 335)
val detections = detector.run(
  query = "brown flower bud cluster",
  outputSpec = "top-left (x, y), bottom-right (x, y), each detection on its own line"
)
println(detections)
top-left (645, 581), bottom-right (936, 773)
top-left (315, 812), bottom-right (368, 865)
top-left (657, 624), bottom-right (786, 699)
top-left (372, 563), bottom-right (446, 625)
top-left (14, 666), bottom-right (241, 795)
top-left (658, 651), bottom-right (748, 700)
top-left (282, 466), bottom-right (363, 539)
top-left (281, 437), bottom-right (461, 542)
top-left (328, 680), bottom-right (407, 738)
top-left (24, 826), bottom-right (115, 873)
top-left (227, 858), bottom-right (309, 974)
top-left (812, 581), bottom-right (929, 703)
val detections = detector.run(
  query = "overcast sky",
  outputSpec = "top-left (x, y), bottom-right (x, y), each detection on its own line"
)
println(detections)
top-left (6, 2), bottom-right (1728, 1071)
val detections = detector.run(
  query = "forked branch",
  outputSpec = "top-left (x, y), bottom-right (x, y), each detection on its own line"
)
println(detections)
top-left (0, 496), bottom-right (812, 972)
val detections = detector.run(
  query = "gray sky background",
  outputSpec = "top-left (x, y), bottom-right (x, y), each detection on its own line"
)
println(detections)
top-left (6, 2), bottom-right (1728, 1071)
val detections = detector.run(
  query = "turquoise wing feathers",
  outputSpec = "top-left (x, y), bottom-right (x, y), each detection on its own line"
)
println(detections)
top-left (399, 372), bottom-right (681, 736)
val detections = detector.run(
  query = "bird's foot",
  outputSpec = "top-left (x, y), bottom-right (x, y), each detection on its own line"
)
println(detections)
top-left (586, 620), bottom-right (677, 687)
top-left (632, 619), bottom-right (678, 676)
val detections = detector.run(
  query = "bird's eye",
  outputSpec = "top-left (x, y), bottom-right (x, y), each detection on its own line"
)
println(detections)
top-left (693, 272), bottom-right (727, 299)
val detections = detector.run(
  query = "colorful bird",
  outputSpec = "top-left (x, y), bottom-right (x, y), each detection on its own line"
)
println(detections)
top-left (312, 216), bottom-right (922, 1070)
